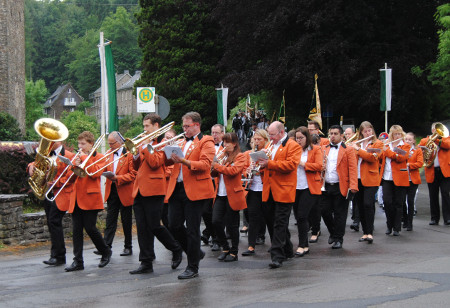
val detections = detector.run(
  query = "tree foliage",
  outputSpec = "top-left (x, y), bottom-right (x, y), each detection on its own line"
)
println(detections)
top-left (60, 111), bottom-right (100, 148)
top-left (25, 79), bottom-right (48, 140)
top-left (0, 113), bottom-right (23, 141)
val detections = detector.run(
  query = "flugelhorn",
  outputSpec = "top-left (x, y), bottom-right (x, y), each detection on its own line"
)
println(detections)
top-left (28, 118), bottom-right (69, 200)
top-left (124, 121), bottom-right (175, 155)
top-left (45, 150), bottom-right (81, 201)
top-left (147, 132), bottom-right (186, 154)
top-left (422, 122), bottom-right (449, 167)
top-left (72, 134), bottom-right (105, 178)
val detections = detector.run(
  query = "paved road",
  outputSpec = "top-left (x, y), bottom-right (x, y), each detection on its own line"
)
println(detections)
top-left (1, 183), bottom-right (450, 308)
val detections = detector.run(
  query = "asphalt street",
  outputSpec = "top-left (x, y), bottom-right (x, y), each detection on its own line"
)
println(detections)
top-left (1, 182), bottom-right (450, 308)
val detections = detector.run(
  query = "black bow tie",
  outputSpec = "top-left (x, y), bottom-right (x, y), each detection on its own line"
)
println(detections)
top-left (114, 151), bottom-right (119, 156)
top-left (330, 144), bottom-right (338, 149)
top-left (215, 143), bottom-right (220, 147)
top-left (50, 150), bottom-right (56, 156)
top-left (186, 136), bottom-right (194, 142)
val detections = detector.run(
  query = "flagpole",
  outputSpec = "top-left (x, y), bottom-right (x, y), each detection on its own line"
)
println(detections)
top-left (384, 63), bottom-right (388, 133)
top-left (99, 32), bottom-right (107, 142)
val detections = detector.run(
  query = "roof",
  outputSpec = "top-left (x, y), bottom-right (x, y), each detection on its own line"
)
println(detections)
top-left (118, 71), bottom-right (141, 91)
top-left (92, 71), bottom-right (132, 94)
top-left (44, 84), bottom-right (83, 108)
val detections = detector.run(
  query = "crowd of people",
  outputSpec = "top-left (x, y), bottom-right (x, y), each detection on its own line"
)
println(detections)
top-left (28, 112), bottom-right (450, 279)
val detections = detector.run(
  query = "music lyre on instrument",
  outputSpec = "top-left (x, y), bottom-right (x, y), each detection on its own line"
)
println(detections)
top-left (147, 132), bottom-right (186, 154)
top-left (45, 150), bottom-right (81, 201)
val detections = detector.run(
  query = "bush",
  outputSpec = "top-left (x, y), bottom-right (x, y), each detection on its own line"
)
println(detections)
top-left (0, 143), bottom-right (34, 194)
top-left (0, 112), bottom-right (23, 141)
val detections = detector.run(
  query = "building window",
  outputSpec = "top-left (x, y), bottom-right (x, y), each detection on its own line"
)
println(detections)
top-left (64, 97), bottom-right (76, 106)
top-left (68, 88), bottom-right (71, 94)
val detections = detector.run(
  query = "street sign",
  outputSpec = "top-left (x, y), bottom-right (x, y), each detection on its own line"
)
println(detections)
top-left (137, 87), bottom-right (155, 112)
top-left (157, 95), bottom-right (170, 120)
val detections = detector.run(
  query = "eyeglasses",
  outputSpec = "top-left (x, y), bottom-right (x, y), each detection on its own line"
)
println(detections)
top-left (182, 123), bottom-right (196, 129)
top-left (268, 131), bottom-right (280, 137)
top-left (108, 141), bottom-right (117, 146)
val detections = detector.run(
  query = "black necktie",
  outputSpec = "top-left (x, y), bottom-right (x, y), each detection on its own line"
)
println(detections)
top-left (186, 136), bottom-right (194, 142)
top-left (330, 144), bottom-right (338, 149)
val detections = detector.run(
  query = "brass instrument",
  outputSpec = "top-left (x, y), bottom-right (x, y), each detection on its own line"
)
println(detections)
top-left (147, 132), bottom-right (186, 154)
top-left (28, 118), bottom-right (69, 200)
top-left (247, 140), bottom-right (273, 176)
top-left (344, 130), bottom-right (359, 145)
top-left (422, 122), bottom-right (449, 167)
top-left (45, 150), bottom-right (81, 201)
top-left (124, 121), bottom-right (175, 155)
top-left (72, 134), bottom-right (106, 177)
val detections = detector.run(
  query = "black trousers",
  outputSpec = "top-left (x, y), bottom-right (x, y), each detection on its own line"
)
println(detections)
top-left (320, 183), bottom-right (349, 243)
top-left (308, 197), bottom-right (322, 236)
top-left (104, 183), bottom-right (132, 249)
top-left (43, 197), bottom-right (66, 260)
top-left (293, 189), bottom-right (318, 248)
top-left (134, 193), bottom-right (180, 264)
top-left (427, 167), bottom-right (450, 223)
top-left (382, 180), bottom-right (407, 232)
top-left (202, 179), bottom-right (216, 242)
top-left (355, 180), bottom-right (377, 235)
top-left (246, 190), bottom-right (265, 248)
top-left (168, 182), bottom-right (206, 273)
top-left (72, 204), bottom-right (109, 263)
top-left (404, 182), bottom-right (418, 228)
top-left (262, 192), bottom-right (293, 262)
top-left (212, 196), bottom-right (240, 254)
top-left (351, 198), bottom-right (360, 224)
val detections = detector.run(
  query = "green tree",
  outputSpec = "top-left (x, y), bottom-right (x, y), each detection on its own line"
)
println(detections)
top-left (119, 115), bottom-right (143, 138)
top-left (135, 0), bottom-right (222, 130)
top-left (0, 113), bottom-right (23, 141)
top-left (25, 79), bottom-right (48, 140)
top-left (60, 111), bottom-right (100, 148)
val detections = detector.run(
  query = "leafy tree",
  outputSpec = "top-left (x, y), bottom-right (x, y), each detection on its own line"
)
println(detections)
top-left (0, 113), bottom-right (23, 141)
top-left (135, 0), bottom-right (222, 130)
top-left (77, 101), bottom-right (94, 113)
top-left (25, 79), bottom-right (48, 140)
top-left (60, 110), bottom-right (100, 148)
top-left (119, 115), bottom-right (143, 138)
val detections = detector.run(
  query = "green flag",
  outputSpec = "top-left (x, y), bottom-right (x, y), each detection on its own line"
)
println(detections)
top-left (216, 86), bottom-right (228, 127)
top-left (105, 44), bottom-right (118, 132)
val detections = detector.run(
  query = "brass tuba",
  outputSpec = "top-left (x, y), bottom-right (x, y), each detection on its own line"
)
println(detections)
top-left (28, 118), bottom-right (69, 200)
top-left (423, 123), bottom-right (449, 167)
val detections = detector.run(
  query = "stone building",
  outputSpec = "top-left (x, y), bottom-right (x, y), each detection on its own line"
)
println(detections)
top-left (0, 0), bottom-right (26, 133)
top-left (43, 84), bottom-right (84, 120)
top-left (89, 70), bottom-right (141, 121)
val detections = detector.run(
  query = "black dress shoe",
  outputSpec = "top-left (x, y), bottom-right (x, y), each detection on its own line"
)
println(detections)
top-left (201, 235), bottom-right (210, 245)
top-left (171, 249), bottom-right (183, 269)
top-left (295, 249), bottom-right (305, 257)
top-left (224, 254), bottom-right (238, 262)
top-left (199, 249), bottom-right (205, 260)
top-left (358, 237), bottom-right (367, 242)
top-left (218, 251), bottom-right (230, 261)
top-left (350, 223), bottom-right (359, 232)
top-left (99, 249), bottom-right (112, 268)
top-left (211, 243), bottom-right (220, 251)
top-left (120, 248), bottom-right (132, 256)
top-left (255, 238), bottom-right (265, 245)
top-left (43, 257), bottom-right (66, 266)
top-left (393, 230), bottom-right (400, 236)
top-left (309, 231), bottom-right (321, 243)
top-left (429, 220), bottom-right (438, 225)
top-left (328, 236), bottom-right (335, 245)
top-left (406, 226), bottom-right (413, 231)
top-left (178, 269), bottom-right (198, 279)
top-left (367, 236), bottom-right (373, 244)
top-left (93, 250), bottom-right (101, 255)
top-left (240, 228), bottom-right (248, 234)
top-left (332, 242), bottom-right (342, 249)
top-left (242, 249), bottom-right (255, 256)
top-left (129, 263), bottom-right (153, 274)
top-left (269, 261), bottom-right (282, 269)
top-left (444, 220), bottom-right (450, 226)
top-left (385, 228), bottom-right (392, 235)
top-left (65, 261), bottom-right (84, 272)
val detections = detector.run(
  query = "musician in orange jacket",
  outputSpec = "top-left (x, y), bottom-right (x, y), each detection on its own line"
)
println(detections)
top-left (293, 126), bottom-right (323, 257)
top-left (165, 111), bottom-right (216, 279)
top-left (101, 131), bottom-right (136, 257)
top-left (350, 121), bottom-right (383, 244)
top-left (404, 132), bottom-right (423, 231)
top-left (129, 113), bottom-right (182, 275)
top-left (211, 132), bottom-right (246, 262)
top-left (320, 125), bottom-right (358, 249)
top-left (258, 121), bottom-right (301, 269)
top-left (65, 131), bottom-right (111, 272)
top-left (380, 125), bottom-right (411, 236)
top-left (27, 141), bottom-right (75, 266)
top-left (308, 120), bottom-right (330, 146)
top-left (418, 122), bottom-right (450, 225)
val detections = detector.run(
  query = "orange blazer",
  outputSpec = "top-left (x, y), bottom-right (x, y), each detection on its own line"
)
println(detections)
top-left (68, 152), bottom-right (105, 213)
top-left (302, 145), bottom-right (323, 195)
top-left (323, 143), bottom-right (359, 197)
top-left (165, 133), bottom-right (216, 202)
top-left (408, 147), bottom-right (423, 185)
top-left (212, 152), bottom-right (247, 211)
top-left (356, 139), bottom-right (383, 187)
top-left (419, 136), bottom-right (450, 183)
top-left (104, 149), bottom-right (137, 206)
top-left (52, 148), bottom-right (75, 211)
top-left (262, 138), bottom-right (301, 203)
top-left (380, 143), bottom-right (411, 187)
top-left (320, 137), bottom-right (330, 147)
top-left (132, 140), bottom-right (166, 198)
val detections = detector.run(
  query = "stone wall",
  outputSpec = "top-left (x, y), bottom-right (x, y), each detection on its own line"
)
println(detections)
top-left (0, 0), bottom-right (26, 134)
top-left (0, 194), bottom-right (107, 246)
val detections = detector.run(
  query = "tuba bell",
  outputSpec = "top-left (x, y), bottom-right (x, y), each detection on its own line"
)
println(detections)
top-left (28, 118), bottom-right (69, 200)
top-left (423, 122), bottom-right (449, 167)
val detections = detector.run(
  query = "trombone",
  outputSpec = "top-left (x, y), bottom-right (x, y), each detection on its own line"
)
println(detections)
top-left (72, 134), bottom-right (106, 178)
top-left (147, 132), bottom-right (186, 154)
top-left (124, 121), bottom-right (175, 155)
top-left (45, 150), bottom-right (81, 201)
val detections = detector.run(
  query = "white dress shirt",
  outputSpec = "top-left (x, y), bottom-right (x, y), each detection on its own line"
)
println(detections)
top-left (296, 149), bottom-right (308, 190)
top-left (325, 142), bottom-right (340, 184)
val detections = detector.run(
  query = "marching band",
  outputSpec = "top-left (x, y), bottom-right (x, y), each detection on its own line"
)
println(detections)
top-left (27, 115), bottom-right (450, 279)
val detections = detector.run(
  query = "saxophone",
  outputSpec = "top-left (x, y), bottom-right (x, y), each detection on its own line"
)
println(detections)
top-left (423, 123), bottom-right (449, 167)
top-left (28, 118), bottom-right (69, 200)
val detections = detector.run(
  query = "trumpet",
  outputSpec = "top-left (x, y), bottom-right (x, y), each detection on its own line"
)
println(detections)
top-left (247, 140), bottom-right (273, 175)
top-left (147, 132), bottom-right (186, 154)
top-left (72, 134), bottom-right (106, 178)
top-left (124, 121), bottom-right (175, 155)
top-left (45, 150), bottom-right (81, 201)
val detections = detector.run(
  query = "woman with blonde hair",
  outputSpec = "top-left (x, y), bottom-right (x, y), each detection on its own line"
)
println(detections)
top-left (380, 125), bottom-right (410, 236)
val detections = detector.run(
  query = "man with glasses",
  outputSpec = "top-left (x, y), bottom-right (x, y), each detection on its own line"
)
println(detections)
top-left (258, 121), bottom-right (301, 269)
top-left (308, 120), bottom-right (330, 146)
top-left (166, 111), bottom-right (216, 279)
